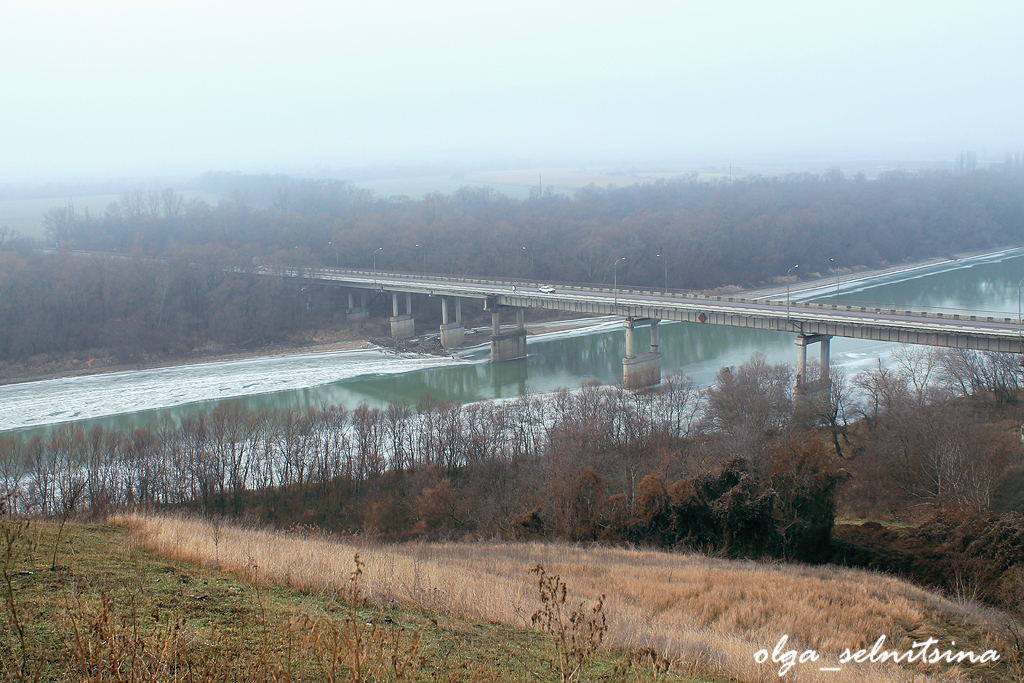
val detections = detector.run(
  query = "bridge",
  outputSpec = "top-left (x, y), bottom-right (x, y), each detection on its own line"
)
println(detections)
top-left (250, 265), bottom-right (1024, 393)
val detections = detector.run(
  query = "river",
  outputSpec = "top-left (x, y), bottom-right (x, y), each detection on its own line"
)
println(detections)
top-left (4, 249), bottom-right (1024, 438)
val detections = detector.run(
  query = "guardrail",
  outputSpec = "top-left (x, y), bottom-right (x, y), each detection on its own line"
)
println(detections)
top-left (244, 266), bottom-right (1024, 328)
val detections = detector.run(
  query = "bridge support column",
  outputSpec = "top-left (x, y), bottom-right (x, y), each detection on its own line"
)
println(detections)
top-left (440, 296), bottom-right (465, 348)
top-left (490, 308), bottom-right (527, 362)
top-left (347, 290), bottom-right (369, 319)
top-left (622, 318), bottom-right (661, 390)
top-left (796, 339), bottom-right (807, 385)
top-left (390, 292), bottom-right (415, 339)
top-left (794, 334), bottom-right (832, 406)
top-left (819, 336), bottom-right (830, 382)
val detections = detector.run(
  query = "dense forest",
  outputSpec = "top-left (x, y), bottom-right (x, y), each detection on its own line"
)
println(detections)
top-left (36, 166), bottom-right (1024, 288)
top-left (3, 166), bottom-right (1024, 371)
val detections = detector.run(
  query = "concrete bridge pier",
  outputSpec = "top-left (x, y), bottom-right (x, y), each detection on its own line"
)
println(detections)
top-left (347, 290), bottom-right (369, 319)
top-left (440, 297), bottom-right (465, 348)
top-left (622, 318), bottom-right (662, 389)
top-left (490, 307), bottom-right (527, 362)
top-left (390, 291), bottom-right (415, 339)
top-left (794, 334), bottom-right (832, 404)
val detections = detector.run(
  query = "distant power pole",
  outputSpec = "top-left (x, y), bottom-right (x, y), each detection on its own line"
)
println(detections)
top-left (539, 174), bottom-right (542, 195)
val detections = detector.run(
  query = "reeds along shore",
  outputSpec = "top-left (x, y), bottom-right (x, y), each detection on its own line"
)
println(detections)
top-left (123, 512), bottom-right (1011, 683)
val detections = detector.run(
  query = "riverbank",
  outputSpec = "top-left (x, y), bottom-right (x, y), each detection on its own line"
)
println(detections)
top-left (0, 307), bottom-right (593, 387)
top-left (740, 246), bottom-right (1024, 300)
top-left (0, 335), bottom-right (379, 387)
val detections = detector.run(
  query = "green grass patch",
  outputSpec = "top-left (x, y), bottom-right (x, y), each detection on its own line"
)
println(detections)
top-left (0, 520), bottom-right (719, 682)
top-left (835, 517), bottom-right (914, 529)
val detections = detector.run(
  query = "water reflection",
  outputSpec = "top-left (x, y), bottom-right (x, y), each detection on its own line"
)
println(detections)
top-left (805, 251), bottom-right (1024, 316)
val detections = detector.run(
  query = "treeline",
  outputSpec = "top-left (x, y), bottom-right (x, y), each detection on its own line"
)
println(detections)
top-left (0, 245), bottom-right (333, 364)
top-left (37, 167), bottom-right (1024, 291)
top-left (3, 349), bottom-right (1022, 552)
top-left (0, 374), bottom-right (700, 528)
top-left (5, 167), bottom-right (1023, 369)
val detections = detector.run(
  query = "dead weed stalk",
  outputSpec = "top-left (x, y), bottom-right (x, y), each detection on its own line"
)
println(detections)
top-left (530, 564), bottom-right (607, 683)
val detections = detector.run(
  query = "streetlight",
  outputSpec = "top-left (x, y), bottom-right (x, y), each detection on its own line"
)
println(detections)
top-left (1018, 275), bottom-right (1024, 344)
top-left (656, 253), bottom-right (668, 294)
top-left (614, 257), bottom-right (626, 307)
top-left (329, 241), bottom-right (338, 268)
top-left (831, 257), bottom-right (839, 301)
top-left (786, 264), bottom-right (799, 329)
top-left (373, 247), bottom-right (383, 287)
top-left (415, 244), bottom-right (425, 276)
top-left (522, 246), bottom-right (534, 278)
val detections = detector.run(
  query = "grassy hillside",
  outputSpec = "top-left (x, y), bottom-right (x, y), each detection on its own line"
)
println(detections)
top-left (124, 513), bottom-right (1020, 683)
top-left (0, 519), bottom-right (719, 682)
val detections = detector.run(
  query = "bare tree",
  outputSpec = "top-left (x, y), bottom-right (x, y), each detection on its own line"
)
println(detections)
top-left (161, 188), bottom-right (184, 218)
top-left (703, 353), bottom-right (792, 465)
top-left (652, 370), bottom-right (701, 442)
top-left (42, 206), bottom-right (72, 245)
top-left (119, 190), bottom-right (145, 222)
top-left (145, 191), bottom-right (162, 219)
top-left (890, 346), bottom-right (943, 404)
top-left (811, 364), bottom-right (854, 459)
top-left (939, 349), bottom-right (1024, 404)
top-left (853, 359), bottom-right (912, 423)
top-left (0, 437), bottom-right (25, 516)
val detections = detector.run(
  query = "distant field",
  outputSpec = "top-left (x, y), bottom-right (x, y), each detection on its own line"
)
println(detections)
top-left (355, 174), bottom-right (538, 200)
top-left (0, 191), bottom-right (224, 238)
top-left (354, 167), bottom-right (704, 201)
top-left (465, 166), bottom-right (663, 189)
top-left (128, 512), bottom-right (1016, 683)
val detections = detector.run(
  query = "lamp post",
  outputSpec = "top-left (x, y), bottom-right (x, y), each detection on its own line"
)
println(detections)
top-left (614, 257), bottom-right (626, 307)
top-left (786, 264), bottom-right (799, 329)
top-left (656, 253), bottom-right (668, 294)
top-left (329, 241), bottom-right (338, 268)
top-left (831, 258), bottom-right (839, 301)
top-left (415, 244), bottom-right (425, 276)
top-left (1018, 275), bottom-right (1024, 344)
top-left (522, 245), bottom-right (534, 278)
top-left (373, 247), bottom-right (383, 287)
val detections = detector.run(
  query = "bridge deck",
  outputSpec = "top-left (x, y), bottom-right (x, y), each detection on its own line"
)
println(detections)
top-left (252, 266), bottom-right (1024, 354)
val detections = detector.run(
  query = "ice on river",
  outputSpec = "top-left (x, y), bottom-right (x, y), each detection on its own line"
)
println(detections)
top-left (0, 348), bottom-right (461, 432)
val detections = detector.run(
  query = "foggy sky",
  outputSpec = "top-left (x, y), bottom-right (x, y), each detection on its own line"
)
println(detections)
top-left (2, 1), bottom-right (1022, 181)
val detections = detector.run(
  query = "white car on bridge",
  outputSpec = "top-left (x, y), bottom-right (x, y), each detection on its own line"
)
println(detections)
top-left (538, 284), bottom-right (556, 293)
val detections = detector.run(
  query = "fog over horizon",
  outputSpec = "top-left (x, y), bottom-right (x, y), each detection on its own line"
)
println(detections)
top-left (2, 1), bottom-right (1022, 185)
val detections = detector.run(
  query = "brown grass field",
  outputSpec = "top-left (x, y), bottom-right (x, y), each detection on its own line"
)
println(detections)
top-left (123, 513), bottom-right (1019, 682)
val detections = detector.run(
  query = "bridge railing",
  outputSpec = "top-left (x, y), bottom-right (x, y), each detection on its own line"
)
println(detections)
top-left (253, 265), bottom-right (1023, 326)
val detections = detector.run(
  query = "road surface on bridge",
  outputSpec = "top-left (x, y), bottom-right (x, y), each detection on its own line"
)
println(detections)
top-left (253, 266), bottom-right (1024, 354)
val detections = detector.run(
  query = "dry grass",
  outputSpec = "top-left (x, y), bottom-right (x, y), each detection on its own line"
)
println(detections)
top-left (5, 521), bottom-right (649, 682)
top-left (122, 512), bottom-right (1015, 683)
